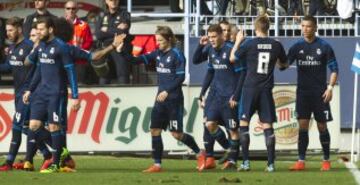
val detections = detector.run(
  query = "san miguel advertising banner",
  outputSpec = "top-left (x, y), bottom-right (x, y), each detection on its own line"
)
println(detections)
top-left (0, 85), bottom-right (340, 153)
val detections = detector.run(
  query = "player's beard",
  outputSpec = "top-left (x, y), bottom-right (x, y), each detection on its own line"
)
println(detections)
top-left (10, 34), bottom-right (18, 43)
top-left (40, 34), bottom-right (50, 42)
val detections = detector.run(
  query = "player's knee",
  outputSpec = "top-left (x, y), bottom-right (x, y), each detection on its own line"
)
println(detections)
top-left (29, 123), bottom-right (41, 131)
top-left (29, 120), bottom-right (42, 131)
top-left (298, 120), bottom-right (310, 130)
top-left (171, 132), bottom-right (183, 140)
top-left (239, 120), bottom-right (249, 127)
top-left (48, 123), bottom-right (61, 132)
top-left (229, 130), bottom-right (239, 140)
top-left (317, 122), bottom-right (327, 132)
top-left (150, 128), bottom-right (162, 136)
top-left (205, 122), bottom-right (217, 133)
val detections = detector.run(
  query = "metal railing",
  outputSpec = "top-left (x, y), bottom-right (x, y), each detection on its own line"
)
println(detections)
top-left (126, 0), bottom-right (359, 84)
top-left (127, 0), bottom-right (358, 37)
top-left (190, 15), bottom-right (356, 37)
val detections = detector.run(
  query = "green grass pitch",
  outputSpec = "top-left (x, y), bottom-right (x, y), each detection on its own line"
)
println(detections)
top-left (0, 155), bottom-right (357, 185)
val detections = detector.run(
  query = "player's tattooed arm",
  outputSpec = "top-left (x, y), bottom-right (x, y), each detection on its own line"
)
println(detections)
top-left (91, 34), bottom-right (126, 61)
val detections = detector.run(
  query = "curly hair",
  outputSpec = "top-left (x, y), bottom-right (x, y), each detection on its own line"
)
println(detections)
top-left (53, 17), bottom-right (74, 42)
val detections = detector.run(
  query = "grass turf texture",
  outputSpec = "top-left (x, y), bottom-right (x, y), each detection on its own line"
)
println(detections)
top-left (0, 155), bottom-right (357, 185)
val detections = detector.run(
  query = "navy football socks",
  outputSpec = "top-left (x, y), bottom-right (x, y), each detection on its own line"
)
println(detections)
top-left (152, 135), bottom-right (163, 164)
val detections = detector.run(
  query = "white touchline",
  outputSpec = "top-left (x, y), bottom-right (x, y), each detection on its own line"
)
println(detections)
top-left (345, 162), bottom-right (360, 185)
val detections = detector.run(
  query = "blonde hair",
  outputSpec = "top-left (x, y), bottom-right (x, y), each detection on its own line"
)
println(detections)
top-left (254, 15), bottom-right (270, 33)
top-left (155, 26), bottom-right (177, 46)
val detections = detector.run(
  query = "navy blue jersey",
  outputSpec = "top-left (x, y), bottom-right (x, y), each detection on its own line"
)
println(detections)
top-left (27, 37), bottom-right (78, 98)
top-left (288, 37), bottom-right (338, 91)
top-left (235, 37), bottom-right (287, 88)
top-left (0, 39), bottom-right (33, 96)
top-left (193, 40), bottom-right (234, 65)
top-left (137, 48), bottom-right (185, 100)
top-left (69, 45), bottom-right (92, 61)
top-left (207, 42), bottom-right (245, 98)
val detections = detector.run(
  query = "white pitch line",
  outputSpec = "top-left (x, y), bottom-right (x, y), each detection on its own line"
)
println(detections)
top-left (345, 162), bottom-right (360, 185)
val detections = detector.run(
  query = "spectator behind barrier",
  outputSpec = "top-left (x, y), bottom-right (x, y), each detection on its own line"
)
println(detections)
top-left (168, 0), bottom-right (213, 22)
top-left (95, 0), bottom-right (133, 85)
top-left (64, 0), bottom-right (94, 85)
top-left (23, 0), bottom-right (56, 39)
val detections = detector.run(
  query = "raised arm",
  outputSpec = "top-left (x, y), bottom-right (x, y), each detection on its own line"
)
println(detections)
top-left (192, 36), bottom-right (210, 64)
top-left (230, 29), bottom-right (246, 62)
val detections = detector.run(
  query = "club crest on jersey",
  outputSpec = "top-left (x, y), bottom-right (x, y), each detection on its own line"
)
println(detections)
top-left (102, 16), bottom-right (108, 25)
top-left (50, 47), bottom-right (55, 54)
top-left (33, 17), bottom-right (37, 23)
top-left (39, 48), bottom-right (42, 52)
top-left (299, 50), bottom-right (304, 54)
top-left (317, 48), bottom-right (321, 55)
top-left (159, 63), bottom-right (164, 68)
top-left (222, 52), bottom-right (227, 59)
top-left (211, 54), bottom-right (215, 58)
top-left (215, 59), bottom-right (220, 64)
top-left (166, 56), bottom-right (171, 63)
top-left (117, 16), bottom-right (120, 20)
top-left (19, 49), bottom-right (23, 56)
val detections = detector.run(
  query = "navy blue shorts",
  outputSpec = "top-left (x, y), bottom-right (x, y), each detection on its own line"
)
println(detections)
top-left (296, 90), bottom-right (333, 122)
top-left (205, 95), bottom-right (238, 130)
top-left (13, 96), bottom-right (30, 129)
top-left (151, 99), bottom-right (184, 132)
top-left (30, 93), bottom-right (67, 125)
top-left (239, 87), bottom-right (276, 123)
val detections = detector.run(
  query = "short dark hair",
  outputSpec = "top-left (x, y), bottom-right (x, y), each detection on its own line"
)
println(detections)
top-left (6, 17), bottom-right (23, 28)
top-left (54, 17), bottom-right (74, 42)
top-left (254, 15), bottom-right (269, 33)
top-left (207, 24), bottom-right (222, 34)
top-left (302, 15), bottom-right (317, 26)
top-left (36, 16), bottom-right (55, 29)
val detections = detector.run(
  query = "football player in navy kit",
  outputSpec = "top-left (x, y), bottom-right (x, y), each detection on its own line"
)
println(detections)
top-left (231, 15), bottom-right (288, 172)
top-left (288, 16), bottom-right (338, 171)
top-left (22, 17), bottom-right (80, 173)
top-left (118, 26), bottom-right (206, 173)
top-left (0, 17), bottom-right (51, 172)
